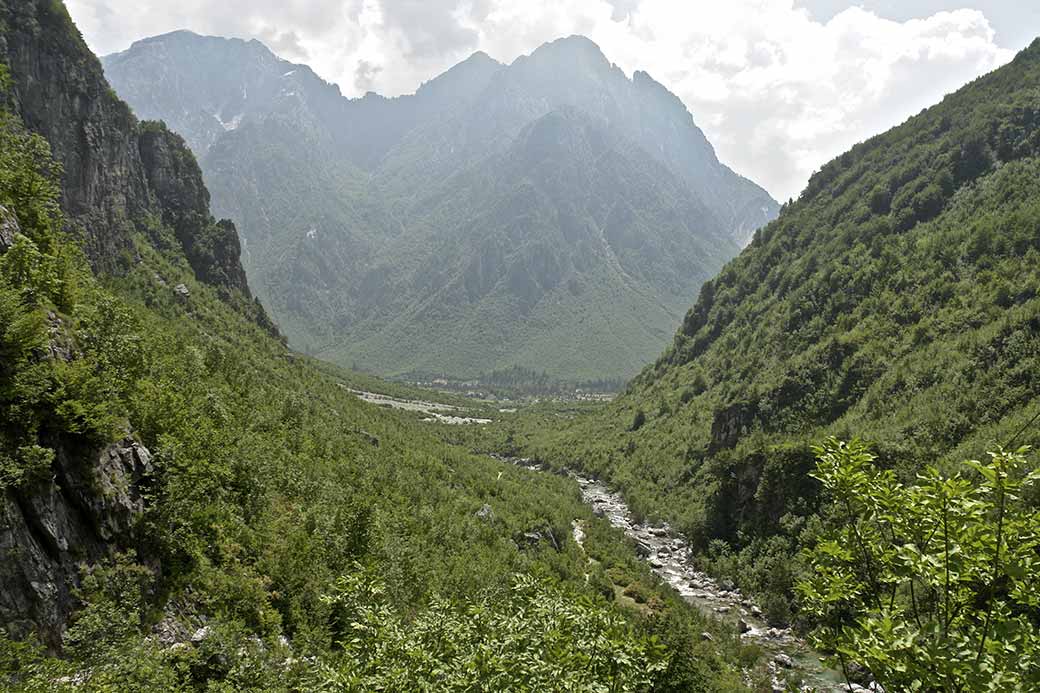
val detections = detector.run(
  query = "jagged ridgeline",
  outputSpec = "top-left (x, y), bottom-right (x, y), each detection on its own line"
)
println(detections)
top-left (525, 38), bottom-right (1040, 618)
top-left (102, 31), bottom-right (779, 383)
top-left (0, 2), bottom-right (759, 690)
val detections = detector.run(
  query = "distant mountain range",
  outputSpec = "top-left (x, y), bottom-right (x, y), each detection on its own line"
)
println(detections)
top-left (103, 31), bottom-right (779, 381)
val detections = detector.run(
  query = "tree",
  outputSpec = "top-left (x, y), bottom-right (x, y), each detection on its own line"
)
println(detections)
top-left (798, 439), bottom-right (1040, 691)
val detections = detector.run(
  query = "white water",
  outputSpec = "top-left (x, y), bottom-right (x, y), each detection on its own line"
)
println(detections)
top-left (499, 456), bottom-right (849, 693)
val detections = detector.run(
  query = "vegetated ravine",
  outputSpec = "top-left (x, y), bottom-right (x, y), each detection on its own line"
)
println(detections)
top-left (500, 455), bottom-right (848, 693)
top-left (356, 390), bottom-right (842, 687)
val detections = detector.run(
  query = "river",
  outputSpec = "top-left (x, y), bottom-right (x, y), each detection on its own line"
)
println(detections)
top-left (348, 389), bottom-right (853, 690)
top-left (497, 456), bottom-right (854, 693)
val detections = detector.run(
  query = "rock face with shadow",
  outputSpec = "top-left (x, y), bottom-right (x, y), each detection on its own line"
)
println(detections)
top-left (0, 0), bottom-right (263, 304)
top-left (0, 437), bottom-right (153, 649)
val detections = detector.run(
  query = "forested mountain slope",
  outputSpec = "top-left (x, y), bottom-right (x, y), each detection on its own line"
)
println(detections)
top-left (518, 37), bottom-right (1040, 620)
top-left (103, 32), bottom-right (778, 382)
top-left (0, 2), bottom-right (760, 689)
top-left (326, 108), bottom-right (738, 378)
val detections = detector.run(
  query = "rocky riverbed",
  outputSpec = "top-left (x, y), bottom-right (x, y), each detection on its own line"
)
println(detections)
top-left (347, 388), bottom-right (492, 424)
top-left (499, 456), bottom-right (853, 693)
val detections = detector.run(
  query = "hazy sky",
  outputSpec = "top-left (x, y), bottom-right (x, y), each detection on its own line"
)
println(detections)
top-left (66, 0), bottom-right (1038, 201)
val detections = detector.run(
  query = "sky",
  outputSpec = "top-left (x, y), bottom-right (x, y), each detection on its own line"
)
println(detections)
top-left (66, 0), bottom-right (1039, 201)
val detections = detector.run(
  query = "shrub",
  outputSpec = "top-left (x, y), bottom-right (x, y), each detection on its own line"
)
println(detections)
top-left (799, 439), bottom-right (1040, 690)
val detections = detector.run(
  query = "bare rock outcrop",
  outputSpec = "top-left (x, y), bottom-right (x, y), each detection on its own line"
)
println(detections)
top-left (0, 437), bottom-right (154, 650)
top-left (0, 204), bottom-right (19, 251)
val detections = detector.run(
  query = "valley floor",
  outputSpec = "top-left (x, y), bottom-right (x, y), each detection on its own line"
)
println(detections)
top-left (341, 377), bottom-right (846, 690)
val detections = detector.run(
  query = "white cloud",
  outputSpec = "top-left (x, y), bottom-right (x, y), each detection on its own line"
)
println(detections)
top-left (66, 0), bottom-right (1015, 200)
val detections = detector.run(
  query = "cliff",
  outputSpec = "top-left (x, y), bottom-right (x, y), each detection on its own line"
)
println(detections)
top-left (0, 0), bottom-right (260, 304)
top-left (0, 437), bottom-right (153, 650)
top-left (0, 0), bottom-right (276, 647)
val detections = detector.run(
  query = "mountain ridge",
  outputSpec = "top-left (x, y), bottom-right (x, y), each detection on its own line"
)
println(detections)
top-left (103, 30), bottom-right (779, 381)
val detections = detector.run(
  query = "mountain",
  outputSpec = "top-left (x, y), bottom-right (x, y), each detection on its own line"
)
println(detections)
top-left (0, 2), bottom-right (756, 688)
top-left (0, 0), bottom-right (271, 646)
top-left (519, 39), bottom-right (1040, 621)
top-left (102, 31), bottom-right (779, 382)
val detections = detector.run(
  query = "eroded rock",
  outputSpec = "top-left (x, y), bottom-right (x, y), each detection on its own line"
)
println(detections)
top-left (0, 436), bottom-right (154, 650)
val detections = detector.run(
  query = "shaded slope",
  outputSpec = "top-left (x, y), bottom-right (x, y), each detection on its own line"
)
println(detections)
top-left (330, 109), bottom-right (738, 380)
top-left (0, 3), bottom-right (268, 322)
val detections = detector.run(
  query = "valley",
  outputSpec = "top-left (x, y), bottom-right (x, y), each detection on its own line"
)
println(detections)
top-left (496, 454), bottom-right (847, 692)
top-left (346, 388), bottom-right (494, 425)
top-left (1, 0), bottom-right (1038, 690)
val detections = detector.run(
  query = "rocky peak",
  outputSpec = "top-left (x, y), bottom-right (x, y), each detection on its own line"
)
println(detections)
top-left (1, 0), bottom-right (268, 309)
top-left (524, 35), bottom-right (613, 72)
top-left (0, 204), bottom-right (19, 251)
top-left (414, 50), bottom-right (503, 104)
top-left (137, 122), bottom-right (251, 294)
top-left (0, 0), bottom-right (150, 272)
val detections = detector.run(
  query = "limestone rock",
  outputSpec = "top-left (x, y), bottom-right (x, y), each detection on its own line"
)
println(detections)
top-left (0, 0), bottom-right (271, 332)
top-left (0, 204), bottom-right (19, 252)
top-left (0, 436), bottom-right (154, 650)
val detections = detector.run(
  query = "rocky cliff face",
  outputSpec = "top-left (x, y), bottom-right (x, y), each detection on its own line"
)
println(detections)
top-left (0, 437), bottom-right (153, 650)
top-left (0, 0), bottom-right (258, 302)
top-left (0, 204), bottom-right (17, 251)
top-left (0, 0), bottom-right (275, 647)
top-left (0, 0), bottom-right (148, 272)
top-left (138, 124), bottom-right (251, 292)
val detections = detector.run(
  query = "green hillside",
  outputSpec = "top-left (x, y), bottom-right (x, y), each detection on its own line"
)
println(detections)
top-left (320, 109), bottom-right (737, 380)
top-left (508, 38), bottom-right (1040, 622)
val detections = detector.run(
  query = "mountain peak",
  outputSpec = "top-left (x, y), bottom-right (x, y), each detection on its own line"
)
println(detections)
top-left (121, 29), bottom-right (277, 61)
top-left (127, 28), bottom-right (200, 50)
top-left (464, 50), bottom-right (500, 67)
top-left (524, 35), bottom-right (611, 69)
top-left (415, 49), bottom-right (502, 101)
top-left (104, 25), bottom-right (778, 380)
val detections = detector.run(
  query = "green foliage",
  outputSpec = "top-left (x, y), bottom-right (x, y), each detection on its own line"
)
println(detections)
top-left (49, 292), bottom-right (144, 439)
top-left (0, 234), bottom-right (64, 305)
top-left (799, 439), bottom-right (1040, 690)
top-left (0, 444), bottom-right (52, 489)
top-left (0, 118), bottom-right (751, 691)
top-left (0, 9), bottom-right (763, 690)
top-left (307, 569), bottom-right (667, 691)
top-left (0, 556), bottom-right (189, 693)
top-left (0, 111), bottom-right (63, 251)
top-left (0, 107), bottom-right (115, 482)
